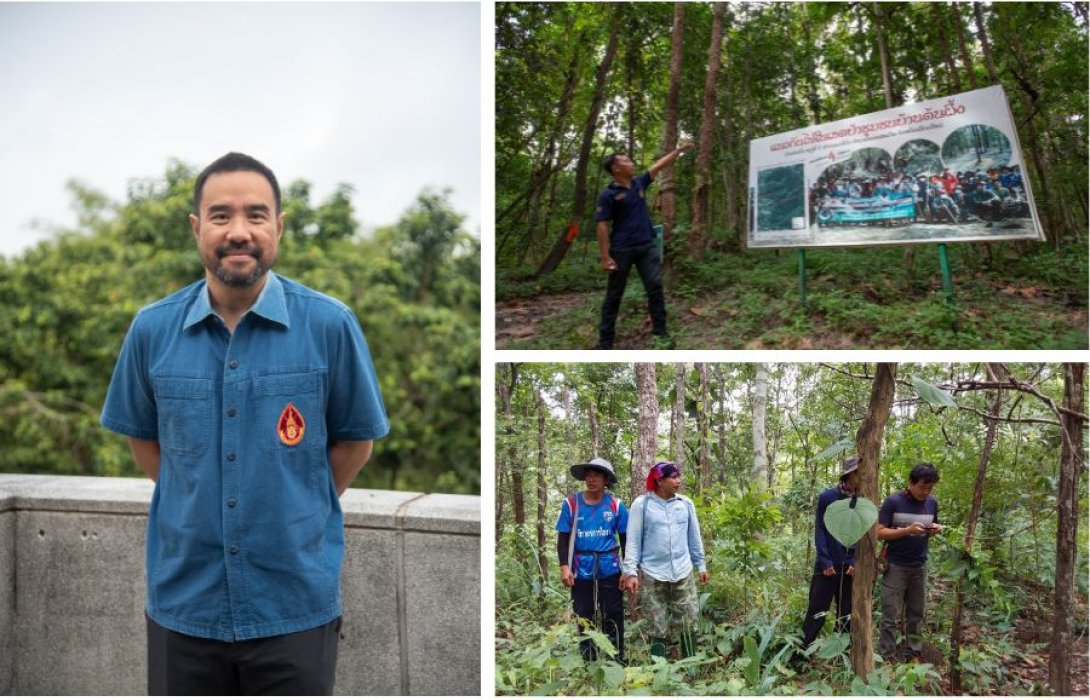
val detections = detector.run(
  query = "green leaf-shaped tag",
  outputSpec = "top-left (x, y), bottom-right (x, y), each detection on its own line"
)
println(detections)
top-left (912, 376), bottom-right (957, 408)
top-left (823, 496), bottom-right (878, 547)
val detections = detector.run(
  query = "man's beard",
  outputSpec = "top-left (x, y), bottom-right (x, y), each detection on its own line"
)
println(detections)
top-left (204, 243), bottom-right (275, 288)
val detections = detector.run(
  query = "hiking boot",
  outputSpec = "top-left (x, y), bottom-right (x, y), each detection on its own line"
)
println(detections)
top-left (650, 638), bottom-right (668, 659)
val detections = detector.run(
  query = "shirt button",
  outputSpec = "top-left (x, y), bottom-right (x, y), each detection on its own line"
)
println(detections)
top-left (227, 498), bottom-right (237, 508)
top-left (229, 545), bottom-right (239, 555)
top-left (229, 360), bottom-right (239, 369)
top-left (227, 407), bottom-right (236, 417)
top-left (226, 452), bottom-right (236, 461)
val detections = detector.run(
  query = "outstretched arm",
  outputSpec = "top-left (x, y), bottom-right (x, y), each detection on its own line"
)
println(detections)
top-left (648, 140), bottom-right (694, 179)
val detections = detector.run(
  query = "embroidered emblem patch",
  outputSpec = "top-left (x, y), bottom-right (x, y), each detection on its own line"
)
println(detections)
top-left (277, 403), bottom-right (305, 446)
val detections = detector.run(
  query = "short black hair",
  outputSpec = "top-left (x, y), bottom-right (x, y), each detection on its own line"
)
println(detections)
top-left (193, 152), bottom-right (281, 216)
top-left (602, 153), bottom-right (621, 175)
top-left (909, 462), bottom-right (940, 485)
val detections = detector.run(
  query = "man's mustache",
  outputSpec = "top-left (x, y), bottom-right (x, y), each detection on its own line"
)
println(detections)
top-left (216, 244), bottom-right (261, 258)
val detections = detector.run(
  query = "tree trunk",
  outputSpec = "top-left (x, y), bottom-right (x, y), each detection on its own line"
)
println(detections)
top-left (634, 364), bottom-right (659, 505)
top-left (850, 363), bottom-right (899, 679)
top-left (588, 398), bottom-right (601, 456)
top-left (973, 2), bottom-right (1000, 84)
top-left (659, 3), bottom-right (685, 247)
top-left (933, 3), bottom-right (963, 94)
top-left (873, 4), bottom-right (894, 109)
top-left (499, 364), bottom-right (525, 529)
top-left (698, 363), bottom-right (711, 492)
top-left (1049, 362), bottom-right (1084, 694)
top-left (536, 9), bottom-right (621, 275)
top-left (752, 363), bottom-right (769, 486)
top-left (689, 2), bottom-right (727, 258)
top-left (949, 363), bottom-right (1003, 693)
top-left (535, 388), bottom-right (549, 591)
top-left (496, 460), bottom-right (506, 541)
top-left (715, 366), bottom-right (727, 485)
top-left (671, 363), bottom-right (687, 469)
top-left (951, 3), bottom-right (979, 90)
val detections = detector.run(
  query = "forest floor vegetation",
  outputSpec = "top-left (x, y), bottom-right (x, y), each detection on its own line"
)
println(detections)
top-left (496, 241), bottom-right (1087, 350)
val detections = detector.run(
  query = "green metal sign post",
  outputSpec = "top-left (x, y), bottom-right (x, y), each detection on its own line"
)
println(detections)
top-left (937, 243), bottom-right (958, 332)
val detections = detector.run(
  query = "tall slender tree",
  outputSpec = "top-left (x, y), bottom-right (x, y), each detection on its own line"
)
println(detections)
top-left (689, 2), bottom-right (727, 257)
top-left (850, 363), bottom-right (898, 679)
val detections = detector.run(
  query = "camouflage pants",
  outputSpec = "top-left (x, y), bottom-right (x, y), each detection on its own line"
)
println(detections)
top-left (639, 571), bottom-right (698, 638)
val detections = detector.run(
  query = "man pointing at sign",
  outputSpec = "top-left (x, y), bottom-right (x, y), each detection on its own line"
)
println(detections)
top-left (594, 141), bottom-right (693, 350)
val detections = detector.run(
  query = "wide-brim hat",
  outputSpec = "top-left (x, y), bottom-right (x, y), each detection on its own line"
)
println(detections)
top-left (840, 456), bottom-right (860, 477)
top-left (570, 457), bottom-right (617, 487)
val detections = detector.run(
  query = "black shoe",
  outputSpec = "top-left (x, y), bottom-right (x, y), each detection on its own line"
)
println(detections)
top-left (595, 342), bottom-right (613, 350)
top-left (788, 652), bottom-right (806, 671)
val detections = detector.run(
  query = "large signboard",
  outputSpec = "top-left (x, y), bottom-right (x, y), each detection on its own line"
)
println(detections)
top-left (747, 86), bottom-right (1044, 248)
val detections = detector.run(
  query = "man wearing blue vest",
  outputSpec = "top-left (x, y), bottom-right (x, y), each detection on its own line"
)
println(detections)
top-left (876, 463), bottom-right (943, 661)
top-left (101, 152), bottom-right (389, 694)
top-left (594, 141), bottom-right (693, 350)
top-left (556, 457), bottom-right (629, 663)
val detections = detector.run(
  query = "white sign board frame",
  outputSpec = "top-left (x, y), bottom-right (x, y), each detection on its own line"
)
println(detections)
top-left (747, 86), bottom-right (1045, 249)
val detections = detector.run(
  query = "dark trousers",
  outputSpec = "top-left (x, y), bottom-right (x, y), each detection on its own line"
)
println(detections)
top-left (572, 574), bottom-right (625, 662)
top-left (598, 243), bottom-right (666, 347)
top-left (147, 615), bottom-right (341, 695)
top-left (801, 566), bottom-right (853, 649)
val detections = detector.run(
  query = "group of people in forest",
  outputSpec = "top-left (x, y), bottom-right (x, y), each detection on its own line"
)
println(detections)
top-left (810, 164), bottom-right (1028, 227)
top-left (555, 456), bottom-right (942, 668)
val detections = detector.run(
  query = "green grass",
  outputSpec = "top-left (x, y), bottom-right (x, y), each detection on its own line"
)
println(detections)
top-left (497, 241), bottom-right (1088, 349)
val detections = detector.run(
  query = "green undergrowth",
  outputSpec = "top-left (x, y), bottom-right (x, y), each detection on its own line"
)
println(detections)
top-left (497, 240), bottom-right (1088, 349)
top-left (496, 487), bottom-right (1085, 695)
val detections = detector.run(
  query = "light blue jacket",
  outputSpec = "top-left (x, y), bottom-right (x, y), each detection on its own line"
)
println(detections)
top-left (622, 492), bottom-right (706, 583)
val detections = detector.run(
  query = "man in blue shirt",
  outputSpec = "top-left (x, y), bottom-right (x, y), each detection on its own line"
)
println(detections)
top-left (101, 152), bottom-right (389, 694)
top-left (622, 462), bottom-right (707, 659)
top-left (594, 141), bottom-right (693, 350)
top-left (793, 457), bottom-right (860, 667)
top-left (876, 463), bottom-right (943, 661)
top-left (556, 458), bottom-right (629, 663)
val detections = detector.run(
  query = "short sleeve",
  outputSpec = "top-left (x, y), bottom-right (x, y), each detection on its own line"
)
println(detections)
top-left (555, 497), bottom-right (573, 533)
top-left (100, 314), bottom-right (159, 440)
top-left (594, 189), bottom-right (614, 222)
top-left (326, 309), bottom-right (390, 441)
top-left (878, 494), bottom-right (895, 527)
top-left (638, 171), bottom-right (653, 188)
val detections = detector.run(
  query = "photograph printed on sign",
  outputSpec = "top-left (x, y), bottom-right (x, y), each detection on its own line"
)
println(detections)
top-left (748, 86), bottom-right (1045, 248)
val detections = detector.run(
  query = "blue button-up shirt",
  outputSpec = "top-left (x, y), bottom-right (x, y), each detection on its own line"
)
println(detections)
top-left (101, 273), bottom-right (389, 641)
top-left (622, 492), bottom-right (706, 583)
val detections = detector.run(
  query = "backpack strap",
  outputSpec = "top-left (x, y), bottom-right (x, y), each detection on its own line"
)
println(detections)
top-left (566, 493), bottom-right (579, 570)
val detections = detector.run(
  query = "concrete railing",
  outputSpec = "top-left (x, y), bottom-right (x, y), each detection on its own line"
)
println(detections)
top-left (0, 474), bottom-right (480, 696)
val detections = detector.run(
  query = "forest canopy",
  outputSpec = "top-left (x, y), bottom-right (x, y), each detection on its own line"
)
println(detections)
top-left (496, 362), bottom-right (1087, 695)
top-left (0, 160), bottom-right (481, 495)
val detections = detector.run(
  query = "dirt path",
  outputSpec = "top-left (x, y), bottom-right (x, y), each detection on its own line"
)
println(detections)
top-left (495, 292), bottom-right (589, 348)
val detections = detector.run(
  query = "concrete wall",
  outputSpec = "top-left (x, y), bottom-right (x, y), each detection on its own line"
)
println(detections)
top-left (0, 475), bottom-right (480, 696)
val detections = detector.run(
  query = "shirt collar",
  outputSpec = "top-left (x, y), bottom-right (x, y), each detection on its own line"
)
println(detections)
top-left (183, 272), bottom-right (290, 331)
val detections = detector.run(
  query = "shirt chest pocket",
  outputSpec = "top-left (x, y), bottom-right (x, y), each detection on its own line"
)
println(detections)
top-left (254, 371), bottom-right (327, 451)
top-left (154, 377), bottom-right (212, 461)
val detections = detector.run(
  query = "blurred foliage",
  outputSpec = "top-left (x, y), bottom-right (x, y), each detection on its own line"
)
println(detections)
top-left (0, 160), bottom-right (480, 495)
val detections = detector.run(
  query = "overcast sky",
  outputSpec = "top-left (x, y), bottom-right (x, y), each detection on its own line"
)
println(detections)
top-left (0, 2), bottom-right (480, 258)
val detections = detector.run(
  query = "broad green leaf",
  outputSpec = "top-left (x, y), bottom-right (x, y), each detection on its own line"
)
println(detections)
top-left (601, 661), bottom-right (626, 688)
top-left (823, 496), bottom-right (878, 547)
top-left (912, 376), bottom-right (957, 408)
top-left (815, 437), bottom-right (853, 461)
top-left (816, 631), bottom-right (851, 659)
top-left (530, 680), bottom-right (567, 696)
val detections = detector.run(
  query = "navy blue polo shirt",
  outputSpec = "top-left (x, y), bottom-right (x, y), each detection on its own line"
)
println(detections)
top-left (101, 273), bottom-right (389, 642)
top-left (595, 171), bottom-right (656, 252)
top-left (879, 490), bottom-right (939, 568)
